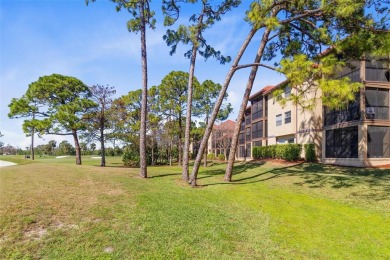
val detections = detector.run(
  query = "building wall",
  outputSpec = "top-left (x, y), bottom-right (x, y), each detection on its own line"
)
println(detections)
top-left (267, 91), bottom-right (297, 145)
top-left (224, 53), bottom-right (390, 166)
top-left (296, 87), bottom-right (323, 158)
top-left (321, 55), bottom-right (390, 167)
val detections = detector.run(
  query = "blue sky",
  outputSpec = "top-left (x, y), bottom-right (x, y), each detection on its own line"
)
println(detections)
top-left (0, 0), bottom-right (285, 149)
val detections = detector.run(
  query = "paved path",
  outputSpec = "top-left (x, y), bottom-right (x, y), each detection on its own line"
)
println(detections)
top-left (0, 160), bottom-right (17, 167)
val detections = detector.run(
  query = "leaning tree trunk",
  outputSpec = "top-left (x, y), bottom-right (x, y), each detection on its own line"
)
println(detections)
top-left (182, 44), bottom-right (199, 181)
top-left (139, 1), bottom-right (148, 178)
top-left (224, 28), bottom-right (271, 182)
top-left (72, 129), bottom-right (82, 165)
top-left (188, 28), bottom-right (257, 187)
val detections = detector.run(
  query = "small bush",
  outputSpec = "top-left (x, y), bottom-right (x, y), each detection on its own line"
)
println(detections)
top-left (284, 144), bottom-right (302, 161)
top-left (304, 143), bottom-right (316, 162)
top-left (122, 147), bottom-right (140, 167)
top-left (207, 153), bottom-right (215, 160)
top-left (275, 145), bottom-right (285, 159)
top-left (217, 154), bottom-right (225, 161)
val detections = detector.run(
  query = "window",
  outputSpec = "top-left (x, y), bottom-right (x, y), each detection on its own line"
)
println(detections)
top-left (325, 126), bottom-right (358, 158)
top-left (285, 111), bottom-right (291, 124)
top-left (276, 114), bottom-right (282, 126)
top-left (239, 133), bottom-right (245, 145)
top-left (288, 138), bottom-right (294, 144)
top-left (245, 114), bottom-right (251, 125)
top-left (253, 141), bottom-right (262, 147)
top-left (239, 146), bottom-right (245, 157)
top-left (246, 127), bottom-right (251, 142)
top-left (284, 87), bottom-right (291, 98)
top-left (368, 126), bottom-right (390, 158)
top-left (366, 88), bottom-right (389, 120)
top-left (252, 121), bottom-right (263, 139)
top-left (246, 143), bottom-right (251, 157)
top-left (366, 58), bottom-right (390, 82)
top-left (251, 98), bottom-right (263, 120)
top-left (324, 93), bottom-right (360, 126)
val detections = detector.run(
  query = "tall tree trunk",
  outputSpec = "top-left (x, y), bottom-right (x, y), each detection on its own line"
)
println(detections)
top-left (182, 11), bottom-right (203, 181)
top-left (73, 129), bottom-right (82, 165)
top-left (31, 126), bottom-right (35, 161)
top-left (182, 45), bottom-right (198, 181)
top-left (189, 28), bottom-right (257, 186)
top-left (100, 105), bottom-right (106, 167)
top-left (224, 28), bottom-right (271, 182)
top-left (139, 1), bottom-right (148, 178)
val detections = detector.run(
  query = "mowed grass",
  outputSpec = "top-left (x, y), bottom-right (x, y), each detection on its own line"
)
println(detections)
top-left (1, 156), bottom-right (390, 259)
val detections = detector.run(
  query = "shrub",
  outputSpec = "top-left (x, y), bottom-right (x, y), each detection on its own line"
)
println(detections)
top-left (268, 145), bottom-right (276, 158)
top-left (122, 147), bottom-right (140, 167)
top-left (253, 146), bottom-right (260, 159)
top-left (275, 145), bottom-right (285, 159)
top-left (304, 143), bottom-right (316, 162)
top-left (217, 154), bottom-right (225, 161)
top-left (207, 153), bottom-right (215, 160)
top-left (252, 144), bottom-right (301, 161)
top-left (284, 144), bottom-right (302, 161)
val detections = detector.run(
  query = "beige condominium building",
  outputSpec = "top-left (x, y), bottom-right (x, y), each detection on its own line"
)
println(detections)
top-left (235, 54), bottom-right (390, 166)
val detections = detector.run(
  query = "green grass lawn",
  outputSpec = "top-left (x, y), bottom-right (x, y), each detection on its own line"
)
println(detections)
top-left (1, 156), bottom-right (389, 259)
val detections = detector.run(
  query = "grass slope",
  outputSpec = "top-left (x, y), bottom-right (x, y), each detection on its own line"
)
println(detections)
top-left (0, 156), bottom-right (389, 259)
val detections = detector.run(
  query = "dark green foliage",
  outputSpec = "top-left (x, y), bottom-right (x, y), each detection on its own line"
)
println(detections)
top-left (122, 147), bottom-right (140, 167)
top-left (217, 154), bottom-right (225, 161)
top-left (304, 143), bottom-right (316, 162)
top-left (253, 144), bottom-right (302, 161)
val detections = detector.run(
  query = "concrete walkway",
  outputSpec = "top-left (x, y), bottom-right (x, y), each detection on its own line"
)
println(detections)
top-left (0, 160), bottom-right (17, 167)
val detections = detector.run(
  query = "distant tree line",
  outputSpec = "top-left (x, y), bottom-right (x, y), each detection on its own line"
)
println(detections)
top-left (8, 71), bottom-right (231, 167)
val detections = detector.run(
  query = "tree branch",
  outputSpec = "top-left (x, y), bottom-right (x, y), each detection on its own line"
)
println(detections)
top-left (235, 63), bottom-right (278, 71)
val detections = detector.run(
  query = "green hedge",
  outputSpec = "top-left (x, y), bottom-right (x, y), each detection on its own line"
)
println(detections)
top-left (304, 143), bottom-right (316, 162)
top-left (252, 144), bottom-right (302, 161)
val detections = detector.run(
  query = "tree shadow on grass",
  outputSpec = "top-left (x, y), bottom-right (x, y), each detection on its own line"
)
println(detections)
top-left (149, 173), bottom-right (179, 179)
top-left (202, 163), bottom-right (301, 186)
top-left (197, 161), bottom-right (265, 180)
top-left (200, 162), bottom-right (390, 202)
top-left (292, 164), bottom-right (390, 201)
